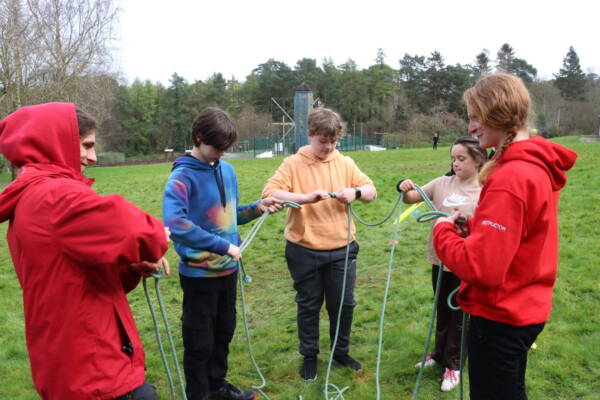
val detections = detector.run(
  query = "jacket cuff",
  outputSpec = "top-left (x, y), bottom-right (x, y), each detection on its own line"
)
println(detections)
top-left (433, 220), bottom-right (455, 236)
top-left (214, 239), bottom-right (230, 256)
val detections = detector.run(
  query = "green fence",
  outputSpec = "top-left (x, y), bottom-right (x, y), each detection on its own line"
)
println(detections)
top-left (251, 133), bottom-right (425, 158)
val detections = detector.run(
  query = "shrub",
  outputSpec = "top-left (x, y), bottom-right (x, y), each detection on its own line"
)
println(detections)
top-left (96, 152), bottom-right (125, 165)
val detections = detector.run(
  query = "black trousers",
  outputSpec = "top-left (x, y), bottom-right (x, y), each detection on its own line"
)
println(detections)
top-left (285, 240), bottom-right (358, 358)
top-left (431, 265), bottom-right (465, 370)
top-left (113, 382), bottom-right (158, 400)
top-left (468, 315), bottom-right (544, 400)
top-left (179, 272), bottom-right (237, 400)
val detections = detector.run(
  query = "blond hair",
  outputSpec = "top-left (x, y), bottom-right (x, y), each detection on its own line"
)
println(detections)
top-left (308, 108), bottom-right (344, 139)
top-left (463, 73), bottom-right (531, 184)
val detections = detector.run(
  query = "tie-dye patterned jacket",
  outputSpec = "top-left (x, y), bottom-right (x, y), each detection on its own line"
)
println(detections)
top-left (163, 155), bottom-right (261, 278)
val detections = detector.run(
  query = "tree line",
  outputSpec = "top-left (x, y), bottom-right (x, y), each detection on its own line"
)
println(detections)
top-left (1, 0), bottom-right (599, 159)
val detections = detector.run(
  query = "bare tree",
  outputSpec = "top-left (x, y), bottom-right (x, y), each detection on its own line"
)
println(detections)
top-left (0, 0), bottom-right (119, 116)
top-left (0, 0), bottom-right (36, 114)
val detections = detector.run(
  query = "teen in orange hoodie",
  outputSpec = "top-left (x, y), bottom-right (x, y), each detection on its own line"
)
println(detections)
top-left (262, 108), bottom-right (376, 381)
top-left (433, 74), bottom-right (577, 399)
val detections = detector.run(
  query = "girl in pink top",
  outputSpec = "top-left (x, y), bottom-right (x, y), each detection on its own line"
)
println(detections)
top-left (397, 136), bottom-right (487, 392)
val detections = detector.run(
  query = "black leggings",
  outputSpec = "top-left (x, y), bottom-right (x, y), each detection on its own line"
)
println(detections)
top-left (431, 265), bottom-right (465, 370)
top-left (468, 316), bottom-right (544, 400)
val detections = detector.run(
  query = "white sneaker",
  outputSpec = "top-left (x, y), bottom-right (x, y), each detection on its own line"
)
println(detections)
top-left (414, 354), bottom-right (437, 368)
top-left (440, 368), bottom-right (460, 392)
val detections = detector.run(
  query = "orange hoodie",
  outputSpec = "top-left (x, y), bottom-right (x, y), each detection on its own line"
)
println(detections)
top-left (262, 145), bottom-right (374, 250)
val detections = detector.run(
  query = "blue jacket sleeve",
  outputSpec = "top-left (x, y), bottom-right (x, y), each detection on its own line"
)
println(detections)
top-left (162, 174), bottom-right (230, 256)
top-left (237, 200), bottom-right (261, 225)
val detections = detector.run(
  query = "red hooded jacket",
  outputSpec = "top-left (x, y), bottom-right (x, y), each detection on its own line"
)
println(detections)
top-left (0, 103), bottom-right (168, 399)
top-left (433, 136), bottom-right (577, 326)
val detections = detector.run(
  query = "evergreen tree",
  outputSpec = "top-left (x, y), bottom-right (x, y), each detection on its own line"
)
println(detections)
top-left (337, 58), bottom-right (369, 126)
top-left (424, 51), bottom-right (447, 107)
top-left (317, 57), bottom-right (341, 108)
top-left (472, 50), bottom-right (491, 79)
top-left (294, 58), bottom-right (323, 90)
top-left (512, 58), bottom-right (537, 84)
top-left (496, 43), bottom-right (515, 73)
top-left (399, 53), bottom-right (428, 112)
top-left (365, 54), bottom-right (395, 126)
top-left (554, 46), bottom-right (587, 101)
top-left (251, 59), bottom-right (295, 115)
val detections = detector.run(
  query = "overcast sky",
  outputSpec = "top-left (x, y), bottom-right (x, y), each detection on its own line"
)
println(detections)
top-left (116, 0), bottom-right (599, 86)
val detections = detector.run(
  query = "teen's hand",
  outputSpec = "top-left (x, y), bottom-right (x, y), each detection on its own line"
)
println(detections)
top-left (333, 188), bottom-right (357, 204)
top-left (128, 260), bottom-right (161, 277)
top-left (397, 179), bottom-right (416, 193)
top-left (159, 257), bottom-right (170, 276)
top-left (258, 197), bottom-right (284, 214)
top-left (227, 244), bottom-right (242, 261)
top-left (164, 227), bottom-right (171, 242)
top-left (436, 211), bottom-right (468, 238)
top-left (303, 189), bottom-right (329, 204)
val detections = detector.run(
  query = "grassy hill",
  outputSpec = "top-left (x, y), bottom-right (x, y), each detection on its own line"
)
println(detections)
top-left (1, 136), bottom-right (598, 399)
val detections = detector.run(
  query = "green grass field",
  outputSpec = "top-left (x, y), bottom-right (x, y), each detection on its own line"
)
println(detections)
top-left (1, 137), bottom-right (599, 399)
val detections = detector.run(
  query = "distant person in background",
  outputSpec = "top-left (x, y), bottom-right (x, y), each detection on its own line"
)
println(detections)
top-left (397, 136), bottom-right (487, 392)
top-left (433, 132), bottom-right (440, 150)
top-left (433, 74), bottom-right (578, 399)
top-left (0, 102), bottom-right (170, 399)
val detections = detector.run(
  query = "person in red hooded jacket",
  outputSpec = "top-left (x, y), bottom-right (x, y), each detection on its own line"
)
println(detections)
top-left (0, 103), bottom-right (170, 400)
top-left (433, 74), bottom-right (578, 399)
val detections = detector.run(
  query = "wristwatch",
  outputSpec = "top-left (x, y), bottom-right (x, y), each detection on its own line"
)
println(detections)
top-left (353, 187), bottom-right (362, 199)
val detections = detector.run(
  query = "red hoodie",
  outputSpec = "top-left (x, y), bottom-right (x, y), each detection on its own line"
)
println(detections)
top-left (433, 136), bottom-right (577, 326)
top-left (0, 103), bottom-right (168, 399)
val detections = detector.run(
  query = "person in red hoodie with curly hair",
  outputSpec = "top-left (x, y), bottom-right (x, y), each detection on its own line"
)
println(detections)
top-left (433, 74), bottom-right (578, 400)
top-left (0, 103), bottom-right (169, 400)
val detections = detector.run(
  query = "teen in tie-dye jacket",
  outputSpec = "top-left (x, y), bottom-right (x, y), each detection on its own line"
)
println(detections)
top-left (163, 154), bottom-right (262, 278)
top-left (162, 107), bottom-right (282, 400)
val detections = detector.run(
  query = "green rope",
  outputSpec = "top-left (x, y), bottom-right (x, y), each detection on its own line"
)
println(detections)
top-left (213, 201), bottom-right (301, 270)
top-left (410, 184), bottom-right (466, 400)
top-left (238, 258), bottom-right (272, 400)
top-left (143, 201), bottom-right (300, 400)
top-left (323, 207), bottom-right (353, 400)
top-left (143, 277), bottom-right (176, 398)
top-left (143, 271), bottom-right (187, 399)
top-left (349, 193), bottom-right (406, 400)
top-left (322, 193), bottom-right (407, 400)
top-left (370, 197), bottom-right (405, 400)
top-left (350, 193), bottom-right (404, 227)
top-left (447, 286), bottom-right (461, 311)
top-left (411, 265), bottom-right (444, 400)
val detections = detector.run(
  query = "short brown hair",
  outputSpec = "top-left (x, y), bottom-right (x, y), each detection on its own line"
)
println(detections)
top-left (76, 107), bottom-right (97, 137)
top-left (308, 108), bottom-right (344, 139)
top-left (191, 107), bottom-right (237, 150)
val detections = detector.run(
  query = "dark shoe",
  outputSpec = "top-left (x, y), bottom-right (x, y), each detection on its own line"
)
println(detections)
top-left (300, 356), bottom-right (318, 381)
top-left (210, 382), bottom-right (256, 400)
top-left (333, 354), bottom-right (362, 371)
